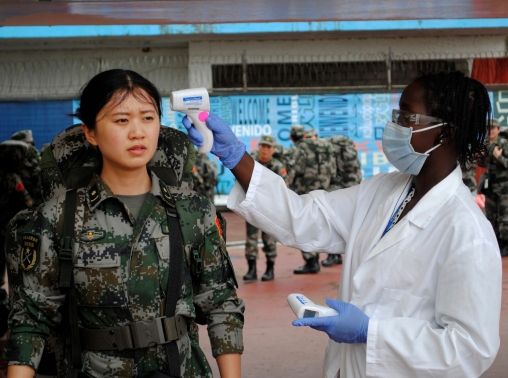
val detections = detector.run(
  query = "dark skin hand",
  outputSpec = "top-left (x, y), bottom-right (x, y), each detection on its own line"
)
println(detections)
top-left (231, 79), bottom-right (459, 223)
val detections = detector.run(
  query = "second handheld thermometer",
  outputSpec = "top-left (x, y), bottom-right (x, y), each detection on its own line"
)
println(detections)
top-left (287, 293), bottom-right (338, 319)
top-left (170, 88), bottom-right (212, 154)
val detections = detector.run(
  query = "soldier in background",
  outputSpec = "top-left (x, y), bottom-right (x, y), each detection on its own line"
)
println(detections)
top-left (243, 135), bottom-right (287, 281)
top-left (191, 148), bottom-right (218, 203)
top-left (321, 134), bottom-right (363, 267)
top-left (288, 127), bottom-right (336, 274)
top-left (482, 118), bottom-right (508, 256)
top-left (283, 125), bottom-right (305, 180)
top-left (0, 131), bottom-right (41, 338)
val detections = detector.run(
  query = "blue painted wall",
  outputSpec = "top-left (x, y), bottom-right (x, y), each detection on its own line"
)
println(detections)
top-left (0, 100), bottom-right (74, 149)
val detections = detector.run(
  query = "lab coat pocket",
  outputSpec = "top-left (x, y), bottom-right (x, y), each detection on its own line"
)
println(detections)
top-left (372, 288), bottom-right (429, 319)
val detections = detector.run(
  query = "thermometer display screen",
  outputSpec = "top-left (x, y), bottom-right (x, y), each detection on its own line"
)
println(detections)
top-left (303, 309), bottom-right (318, 318)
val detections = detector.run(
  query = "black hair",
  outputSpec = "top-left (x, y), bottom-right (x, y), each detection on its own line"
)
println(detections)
top-left (415, 71), bottom-right (491, 167)
top-left (72, 69), bottom-right (162, 130)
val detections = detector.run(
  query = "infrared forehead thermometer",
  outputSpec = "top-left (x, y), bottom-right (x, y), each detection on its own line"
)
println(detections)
top-left (170, 88), bottom-right (212, 154)
top-left (287, 293), bottom-right (338, 319)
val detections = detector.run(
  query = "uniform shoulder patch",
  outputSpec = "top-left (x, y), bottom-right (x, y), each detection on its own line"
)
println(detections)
top-left (215, 216), bottom-right (224, 240)
top-left (88, 183), bottom-right (101, 206)
top-left (20, 233), bottom-right (41, 274)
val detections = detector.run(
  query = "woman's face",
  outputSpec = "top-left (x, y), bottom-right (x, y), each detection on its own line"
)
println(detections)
top-left (82, 90), bottom-right (160, 175)
top-left (399, 80), bottom-right (442, 154)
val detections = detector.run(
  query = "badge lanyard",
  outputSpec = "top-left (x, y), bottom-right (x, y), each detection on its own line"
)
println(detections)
top-left (382, 182), bottom-right (415, 238)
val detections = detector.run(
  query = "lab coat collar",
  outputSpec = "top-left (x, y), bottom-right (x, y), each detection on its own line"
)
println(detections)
top-left (363, 164), bottom-right (461, 262)
top-left (407, 164), bottom-right (462, 229)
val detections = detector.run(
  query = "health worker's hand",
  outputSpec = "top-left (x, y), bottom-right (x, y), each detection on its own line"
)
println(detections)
top-left (293, 299), bottom-right (369, 344)
top-left (182, 113), bottom-right (246, 169)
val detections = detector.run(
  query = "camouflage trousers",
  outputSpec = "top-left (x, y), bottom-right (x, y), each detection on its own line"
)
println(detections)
top-left (485, 184), bottom-right (508, 245)
top-left (245, 222), bottom-right (277, 262)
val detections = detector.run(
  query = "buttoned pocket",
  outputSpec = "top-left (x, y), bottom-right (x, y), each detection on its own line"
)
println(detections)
top-left (74, 242), bottom-right (126, 307)
top-left (372, 288), bottom-right (429, 319)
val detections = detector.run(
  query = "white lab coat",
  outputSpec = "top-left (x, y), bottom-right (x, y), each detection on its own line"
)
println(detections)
top-left (228, 162), bottom-right (502, 378)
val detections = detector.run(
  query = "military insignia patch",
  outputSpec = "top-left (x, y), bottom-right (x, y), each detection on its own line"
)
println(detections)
top-left (159, 182), bottom-right (176, 207)
top-left (161, 221), bottom-right (170, 235)
top-left (80, 229), bottom-right (106, 242)
top-left (88, 184), bottom-right (100, 206)
top-left (20, 233), bottom-right (41, 274)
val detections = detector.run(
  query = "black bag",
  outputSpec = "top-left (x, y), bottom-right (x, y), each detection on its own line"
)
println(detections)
top-left (478, 172), bottom-right (494, 197)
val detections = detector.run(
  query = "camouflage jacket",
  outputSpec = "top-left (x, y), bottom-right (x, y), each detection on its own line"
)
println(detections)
top-left (327, 135), bottom-right (362, 190)
top-left (485, 137), bottom-right (508, 186)
top-left (0, 140), bottom-right (42, 232)
top-left (286, 138), bottom-right (337, 194)
top-left (250, 151), bottom-right (287, 183)
top-left (4, 172), bottom-right (244, 377)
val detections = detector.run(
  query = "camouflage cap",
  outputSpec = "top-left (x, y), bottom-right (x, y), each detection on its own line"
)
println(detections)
top-left (304, 128), bottom-right (318, 138)
top-left (491, 118), bottom-right (500, 127)
top-left (290, 125), bottom-right (305, 139)
top-left (11, 130), bottom-right (34, 143)
top-left (259, 135), bottom-right (276, 146)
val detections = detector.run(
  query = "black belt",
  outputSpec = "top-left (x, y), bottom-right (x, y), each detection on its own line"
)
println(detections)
top-left (80, 315), bottom-right (187, 351)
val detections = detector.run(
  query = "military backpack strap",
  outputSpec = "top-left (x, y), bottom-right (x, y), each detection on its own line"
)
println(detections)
top-left (58, 189), bottom-right (85, 377)
top-left (165, 200), bottom-right (184, 378)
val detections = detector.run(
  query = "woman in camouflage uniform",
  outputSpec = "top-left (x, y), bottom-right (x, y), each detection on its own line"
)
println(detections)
top-left (5, 70), bottom-right (244, 378)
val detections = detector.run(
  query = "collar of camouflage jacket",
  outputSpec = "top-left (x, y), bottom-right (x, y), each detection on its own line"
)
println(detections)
top-left (85, 171), bottom-right (172, 212)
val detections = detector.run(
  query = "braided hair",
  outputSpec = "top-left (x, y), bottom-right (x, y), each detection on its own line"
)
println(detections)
top-left (415, 71), bottom-right (491, 168)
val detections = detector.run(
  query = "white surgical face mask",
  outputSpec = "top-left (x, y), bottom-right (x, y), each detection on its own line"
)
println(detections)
top-left (382, 121), bottom-right (444, 175)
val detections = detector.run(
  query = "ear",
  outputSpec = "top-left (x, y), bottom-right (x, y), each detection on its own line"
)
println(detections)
top-left (438, 125), bottom-right (456, 144)
top-left (81, 123), bottom-right (98, 146)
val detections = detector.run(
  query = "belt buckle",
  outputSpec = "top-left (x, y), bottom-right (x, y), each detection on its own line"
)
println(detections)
top-left (129, 317), bottom-right (167, 349)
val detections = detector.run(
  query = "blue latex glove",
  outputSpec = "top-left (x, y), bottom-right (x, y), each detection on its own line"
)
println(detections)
top-left (293, 299), bottom-right (369, 344)
top-left (182, 112), bottom-right (246, 169)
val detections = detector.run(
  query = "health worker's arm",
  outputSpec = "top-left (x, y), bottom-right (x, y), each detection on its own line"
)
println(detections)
top-left (183, 113), bottom-right (358, 253)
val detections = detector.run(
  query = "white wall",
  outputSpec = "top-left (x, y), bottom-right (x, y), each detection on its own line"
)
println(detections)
top-left (0, 47), bottom-right (189, 100)
top-left (0, 35), bottom-right (506, 99)
top-left (188, 35), bottom-right (507, 89)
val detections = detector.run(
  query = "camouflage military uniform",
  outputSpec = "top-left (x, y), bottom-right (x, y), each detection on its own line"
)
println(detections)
top-left (0, 139), bottom-right (41, 337)
top-left (327, 135), bottom-right (362, 191)
top-left (245, 151), bottom-right (287, 263)
top-left (287, 138), bottom-right (336, 264)
top-left (3, 172), bottom-right (244, 377)
top-left (484, 136), bottom-right (508, 254)
top-left (191, 151), bottom-right (218, 203)
top-left (461, 163), bottom-right (477, 193)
